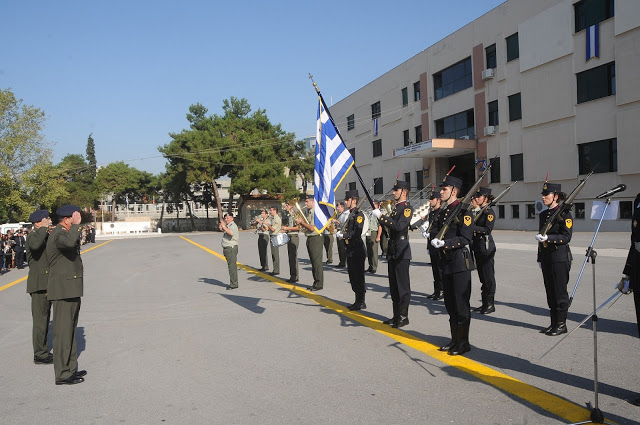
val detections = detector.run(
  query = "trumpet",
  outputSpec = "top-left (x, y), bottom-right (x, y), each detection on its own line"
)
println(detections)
top-left (379, 199), bottom-right (394, 215)
top-left (287, 198), bottom-right (310, 226)
top-left (253, 216), bottom-right (266, 234)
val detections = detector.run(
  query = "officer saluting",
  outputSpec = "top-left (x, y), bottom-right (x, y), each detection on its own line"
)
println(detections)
top-left (336, 189), bottom-right (367, 310)
top-left (372, 180), bottom-right (413, 328)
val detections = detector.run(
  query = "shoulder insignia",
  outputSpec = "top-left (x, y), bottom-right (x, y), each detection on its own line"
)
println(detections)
top-left (404, 208), bottom-right (411, 218)
top-left (565, 218), bottom-right (573, 229)
top-left (464, 216), bottom-right (472, 226)
top-left (357, 216), bottom-right (363, 224)
top-left (487, 214), bottom-right (494, 222)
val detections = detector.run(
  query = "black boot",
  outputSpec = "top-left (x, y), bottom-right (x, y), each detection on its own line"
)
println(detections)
top-left (383, 303), bottom-right (398, 325)
top-left (349, 293), bottom-right (366, 311)
top-left (430, 281), bottom-right (444, 300)
top-left (439, 321), bottom-right (458, 352)
top-left (481, 295), bottom-right (495, 314)
top-left (547, 310), bottom-right (567, 336)
top-left (540, 309), bottom-right (556, 334)
top-left (449, 323), bottom-right (471, 356)
top-left (474, 294), bottom-right (487, 312)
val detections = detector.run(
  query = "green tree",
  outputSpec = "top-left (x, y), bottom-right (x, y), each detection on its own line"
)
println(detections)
top-left (55, 154), bottom-right (96, 209)
top-left (95, 161), bottom-right (155, 216)
top-left (86, 133), bottom-right (97, 181)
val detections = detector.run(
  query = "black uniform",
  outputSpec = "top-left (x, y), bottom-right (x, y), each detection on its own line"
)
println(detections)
top-left (344, 207), bottom-right (366, 302)
top-left (471, 207), bottom-right (497, 313)
top-left (623, 193), bottom-right (640, 337)
top-left (426, 206), bottom-right (444, 299)
top-left (432, 200), bottom-right (474, 354)
top-left (13, 233), bottom-right (26, 268)
top-left (537, 205), bottom-right (573, 335)
top-left (379, 200), bottom-right (413, 325)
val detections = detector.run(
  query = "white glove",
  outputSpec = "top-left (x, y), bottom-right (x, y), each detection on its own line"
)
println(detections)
top-left (535, 234), bottom-right (548, 242)
top-left (538, 262), bottom-right (542, 269)
top-left (635, 241), bottom-right (640, 252)
top-left (371, 209), bottom-right (382, 219)
top-left (336, 232), bottom-right (344, 239)
top-left (431, 238), bottom-right (445, 248)
top-left (617, 276), bottom-right (632, 294)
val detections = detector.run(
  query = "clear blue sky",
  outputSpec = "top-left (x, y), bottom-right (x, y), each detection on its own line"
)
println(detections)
top-left (2, 0), bottom-right (505, 175)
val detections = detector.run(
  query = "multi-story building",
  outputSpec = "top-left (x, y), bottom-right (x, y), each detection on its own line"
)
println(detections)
top-left (330, 0), bottom-right (639, 231)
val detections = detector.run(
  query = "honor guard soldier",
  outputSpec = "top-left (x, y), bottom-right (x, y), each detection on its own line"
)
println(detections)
top-left (282, 203), bottom-right (301, 283)
top-left (423, 192), bottom-right (444, 300)
top-left (47, 205), bottom-right (86, 385)
top-left (471, 187), bottom-right (497, 314)
top-left (265, 206), bottom-right (282, 276)
top-left (220, 213), bottom-right (239, 290)
top-left (621, 191), bottom-right (640, 406)
top-left (372, 180), bottom-right (413, 328)
top-left (26, 209), bottom-right (53, 365)
top-left (336, 190), bottom-right (367, 310)
top-left (296, 195), bottom-right (324, 291)
top-left (536, 182), bottom-right (573, 336)
top-left (430, 175), bottom-right (474, 356)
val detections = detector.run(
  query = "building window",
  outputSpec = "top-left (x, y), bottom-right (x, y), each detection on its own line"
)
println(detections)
top-left (373, 178), bottom-right (383, 195)
top-left (371, 101), bottom-right (381, 120)
top-left (512, 204), bottom-right (520, 219)
top-left (486, 44), bottom-right (497, 69)
top-left (510, 153), bottom-right (524, 181)
top-left (498, 205), bottom-right (505, 219)
top-left (433, 57), bottom-right (472, 101)
top-left (506, 33), bottom-right (519, 62)
top-left (404, 172), bottom-right (411, 189)
top-left (347, 114), bottom-right (355, 131)
top-left (620, 201), bottom-right (633, 219)
top-left (508, 93), bottom-right (522, 121)
top-left (416, 170), bottom-right (424, 190)
top-left (349, 182), bottom-right (357, 191)
top-left (527, 204), bottom-right (536, 219)
top-left (575, 0), bottom-right (615, 32)
top-left (349, 147), bottom-right (355, 161)
top-left (435, 109), bottom-right (475, 139)
top-left (490, 157), bottom-right (501, 183)
top-left (575, 202), bottom-right (586, 219)
top-left (413, 81), bottom-right (421, 101)
top-left (403, 129), bottom-right (410, 147)
top-left (415, 125), bottom-right (422, 144)
top-left (578, 138), bottom-right (617, 174)
top-left (372, 139), bottom-right (382, 157)
top-left (488, 100), bottom-right (499, 126)
top-left (577, 62), bottom-right (615, 104)
top-left (401, 87), bottom-right (408, 107)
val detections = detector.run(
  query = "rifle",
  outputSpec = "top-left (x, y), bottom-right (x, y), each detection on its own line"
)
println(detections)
top-left (435, 157), bottom-right (496, 240)
top-left (540, 171), bottom-right (593, 236)
top-left (473, 180), bottom-right (518, 223)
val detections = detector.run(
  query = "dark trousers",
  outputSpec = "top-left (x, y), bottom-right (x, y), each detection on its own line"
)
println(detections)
top-left (287, 234), bottom-right (299, 280)
top-left (337, 238), bottom-right (347, 266)
top-left (258, 234), bottom-right (269, 270)
top-left (347, 248), bottom-right (366, 294)
top-left (366, 236), bottom-right (378, 271)
top-left (52, 298), bottom-right (81, 382)
top-left (306, 236), bottom-right (324, 289)
top-left (15, 249), bottom-right (25, 268)
top-left (541, 260), bottom-right (570, 312)
top-left (429, 252), bottom-right (442, 283)
top-left (223, 245), bottom-right (239, 288)
top-left (475, 254), bottom-right (496, 297)
top-left (388, 258), bottom-right (411, 316)
top-left (443, 270), bottom-right (472, 326)
top-left (380, 231), bottom-right (388, 256)
top-left (31, 290), bottom-right (51, 359)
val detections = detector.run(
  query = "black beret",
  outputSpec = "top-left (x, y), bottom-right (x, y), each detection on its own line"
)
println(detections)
top-left (541, 182), bottom-right (561, 195)
top-left (474, 187), bottom-right (492, 197)
top-left (393, 180), bottom-right (410, 190)
top-left (56, 205), bottom-right (80, 218)
top-left (429, 192), bottom-right (441, 200)
top-left (29, 209), bottom-right (50, 223)
top-left (440, 175), bottom-right (463, 189)
top-left (345, 189), bottom-right (359, 199)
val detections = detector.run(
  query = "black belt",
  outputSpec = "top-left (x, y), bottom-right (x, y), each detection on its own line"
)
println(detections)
top-left (392, 235), bottom-right (407, 241)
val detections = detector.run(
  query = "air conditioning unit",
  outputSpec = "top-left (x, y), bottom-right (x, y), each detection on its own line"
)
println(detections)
top-left (535, 200), bottom-right (548, 215)
top-left (482, 68), bottom-right (495, 80)
top-left (483, 126), bottom-right (496, 136)
top-left (459, 135), bottom-right (470, 140)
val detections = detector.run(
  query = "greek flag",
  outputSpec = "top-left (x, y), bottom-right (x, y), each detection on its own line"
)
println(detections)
top-left (314, 98), bottom-right (354, 233)
top-left (586, 23), bottom-right (599, 61)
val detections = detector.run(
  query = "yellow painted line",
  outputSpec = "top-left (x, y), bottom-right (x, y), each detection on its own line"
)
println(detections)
top-left (182, 236), bottom-right (601, 424)
top-left (0, 240), bottom-right (113, 293)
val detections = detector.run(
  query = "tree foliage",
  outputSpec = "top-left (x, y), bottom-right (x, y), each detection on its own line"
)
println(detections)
top-left (86, 133), bottom-right (97, 181)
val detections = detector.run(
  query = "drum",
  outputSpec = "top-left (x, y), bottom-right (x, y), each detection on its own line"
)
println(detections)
top-left (271, 233), bottom-right (290, 247)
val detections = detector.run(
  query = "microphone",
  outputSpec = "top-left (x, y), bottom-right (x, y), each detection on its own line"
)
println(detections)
top-left (595, 184), bottom-right (626, 199)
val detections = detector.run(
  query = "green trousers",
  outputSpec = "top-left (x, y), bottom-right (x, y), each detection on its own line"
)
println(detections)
top-left (223, 245), bottom-right (239, 288)
top-left (52, 298), bottom-right (81, 382)
top-left (30, 291), bottom-right (51, 360)
top-left (270, 239), bottom-right (280, 274)
top-left (306, 235), bottom-right (324, 289)
top-left (287, 234), bottom-right (299, 280)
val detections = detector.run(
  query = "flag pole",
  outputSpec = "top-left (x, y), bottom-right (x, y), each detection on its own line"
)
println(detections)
top-left (310, 75), bottom-right (375, 209)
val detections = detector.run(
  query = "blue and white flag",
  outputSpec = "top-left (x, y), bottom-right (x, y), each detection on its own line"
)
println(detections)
top-left (586, 23), bottom-right (599, 61)
top-left (314, 99), bottom-right (354, 233)
top-left (373, 118), bottom-right (378, 136)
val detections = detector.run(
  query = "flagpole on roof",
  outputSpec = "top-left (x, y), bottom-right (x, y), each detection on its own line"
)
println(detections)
top-left (309, 74), bottom-right (375, 209)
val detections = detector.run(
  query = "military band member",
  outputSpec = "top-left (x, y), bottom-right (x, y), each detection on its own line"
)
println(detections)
top-left (366, 199), bottom-right (382, 273)
top-left (265, 206), bottom-right (281, 275)
top-left (26, 209), bottom-right (53, 365)
top-left (220, 213), bottom-right (239, 290)
top-left (296, 195), bottom-right (324, 291)
top-left (536, 182), bottom-right (573, 336)
top-left (332, 202), bottom-right (349, 268)
top-left (323, 227), bottom-right (334, 265)
top-left (336, 190), bottom-right (367, 310)
top-left (254, 210), bottom-right (270, 272)
top-left (282, 203), bottom-right (301, 283)
top-left (372, 180), bottom-right (413, 328)
top-left (471, 187), bottom-right (497, 314)
top-left (431, 175), bottom-right (474, 356)
top-left (47, 205), bottom-right (86, 385)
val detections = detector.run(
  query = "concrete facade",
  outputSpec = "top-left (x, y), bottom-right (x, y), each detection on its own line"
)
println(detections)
top-left (330, 0), bottom-right (640, 231)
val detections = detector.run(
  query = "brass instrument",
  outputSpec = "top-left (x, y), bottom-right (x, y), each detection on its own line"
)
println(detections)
top-left (290, 198), bottom-right (310, 226)
top-left (379, 200), bottom-right (394, 215)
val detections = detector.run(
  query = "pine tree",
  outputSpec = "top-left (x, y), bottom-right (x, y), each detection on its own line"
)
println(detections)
top-left (86, 133), bottom-right (97, 180)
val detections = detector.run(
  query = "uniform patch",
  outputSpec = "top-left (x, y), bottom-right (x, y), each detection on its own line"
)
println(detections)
top-left (487, 214), bottom-right (494, 222)
top-left (464, 216), bottom-right (472, 226)
top-left (565, 218), bottom-right (573, 229)
top-left (404, 208), bottom-right (411, 218)
top-left (357, 216), bottom-right (363, 224)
